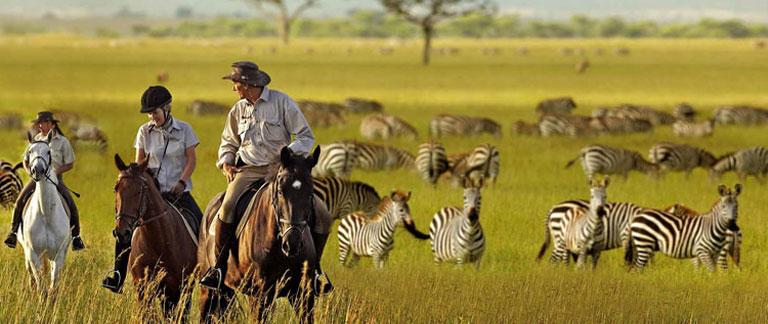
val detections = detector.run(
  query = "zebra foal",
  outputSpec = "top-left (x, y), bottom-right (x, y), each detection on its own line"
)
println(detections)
top-left (430, 175), bottom-right (485, 268)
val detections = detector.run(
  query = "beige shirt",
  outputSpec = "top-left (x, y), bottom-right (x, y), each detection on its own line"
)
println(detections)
top-left (217, 87), bottom-right (315, 168)
top-left (134, 117), bottom-right (199, 193)
top-left (24, 130), bottom-right (76, 173)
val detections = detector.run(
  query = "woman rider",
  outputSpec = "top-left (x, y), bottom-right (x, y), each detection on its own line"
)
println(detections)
top-left (4, 111), bottom-right (85, 251)
top-left (101, 85), bottom-right (203, 293)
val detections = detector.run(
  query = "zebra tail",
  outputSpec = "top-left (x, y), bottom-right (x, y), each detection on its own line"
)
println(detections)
top-left (11, 162), bottom-right (23, 172)
top-left (623, 226), bottom-right (635, 267)
top-left (564, 153), bottom-right (581, 169)
top-left (536, 212), bottom-right (552, 262)
top-left (404, 220), bottom-right (430, 240)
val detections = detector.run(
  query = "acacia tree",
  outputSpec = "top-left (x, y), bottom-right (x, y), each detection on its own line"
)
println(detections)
top-left (246, 0), bottom-right (317, 44)
top-left (379, 0), bottom-right (495, 65)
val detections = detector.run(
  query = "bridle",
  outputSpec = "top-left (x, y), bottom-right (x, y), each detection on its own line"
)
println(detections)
top-left (271, 171), bottom-right (310, 254)
top-left (115, 172), bottom-right (169, 235)
top-left (28, 140), bottom-right (53, 183)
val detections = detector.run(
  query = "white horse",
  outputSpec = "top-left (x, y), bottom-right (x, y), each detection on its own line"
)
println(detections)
top-left (17, 132), bottom-right (71, 293)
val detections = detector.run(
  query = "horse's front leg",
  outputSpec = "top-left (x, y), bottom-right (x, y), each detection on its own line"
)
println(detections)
top-left (25, 252), bottom-right (43, 294)
top-left (50, 250), bottom-right (67, 291)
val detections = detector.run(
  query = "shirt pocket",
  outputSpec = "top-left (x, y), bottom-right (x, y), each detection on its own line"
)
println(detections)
top-left (262, 118), bottom-right (285, 142)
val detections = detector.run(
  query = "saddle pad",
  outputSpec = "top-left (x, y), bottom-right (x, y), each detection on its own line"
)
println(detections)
top-left (235, 181), bottom-right (269, 239)
top-left (167, 202), bottom-right (199, 247)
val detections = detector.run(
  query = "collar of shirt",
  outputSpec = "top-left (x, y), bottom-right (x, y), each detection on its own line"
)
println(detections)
top-left (34, 130), bottom-right (61, 141)
top-left (148, 116), bottom-right (180, 134)
top-left (246, 87), bottom-right (271, 106)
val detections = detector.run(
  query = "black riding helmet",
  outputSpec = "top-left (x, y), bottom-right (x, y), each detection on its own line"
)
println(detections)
top-left (141, 86), bottom-right (172, 113)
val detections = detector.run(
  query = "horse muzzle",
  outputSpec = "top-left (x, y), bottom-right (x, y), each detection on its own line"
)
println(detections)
top-left (280, 226), bottom-right (306, 257)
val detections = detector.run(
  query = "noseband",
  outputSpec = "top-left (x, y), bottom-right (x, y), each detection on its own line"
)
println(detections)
top-left (115, 173), bottom-right (168, 234)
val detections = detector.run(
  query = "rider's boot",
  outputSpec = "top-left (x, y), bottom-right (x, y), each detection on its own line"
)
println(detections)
top-left (311, 231), bottom-right (334, 296)
top-left (199, 217), bottom-right (237, 291)
top-left (101, 241), bottom-right (131, 293)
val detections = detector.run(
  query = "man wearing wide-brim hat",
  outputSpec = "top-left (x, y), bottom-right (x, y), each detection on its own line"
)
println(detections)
top-left (4, 111), bottom-right (85, 251)
top-left (199, 62), bottom-right (333, 295)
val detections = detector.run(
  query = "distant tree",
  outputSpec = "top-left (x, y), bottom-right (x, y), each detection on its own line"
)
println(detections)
top-left (598, 16), bottom-right (625, 37)
top-left (176, 6), bottom-right (194, 18)
top-left (378, 0), bottom-right (495, 65)
top-left (442, 13), bottom-right (495, 38)
top-left (244, 0), bottom-right (318, 44)
top-left (570, 14), bottom-right (596, 37)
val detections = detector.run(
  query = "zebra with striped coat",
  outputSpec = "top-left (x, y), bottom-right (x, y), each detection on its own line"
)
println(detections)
top-left (338, 190), bottom-right (415, 268)
top-left (430, 175), bottom-right (485, 268)
top-left (359, 113), bottom-right (418, 140)
top-left (445, 144), bottom-right (499, 186)
top-left (537, 176), bottom-right (609, 269)
top-left (714, 105), bottom-right (768, 126)
top-left (312, 142), bottom-right (358, 179)
top-left (312, 177), bottom-right (381, 220)
top-left (566, 144), bottom-right (658, 179)
top-left (416, 141), bottom-right (448, 185)
top-left (710, 146), bottom-right (768, 184)
top-left (648, 142), bottom-right (717, 177)
top-left (345, 141), bottom-right (415, 171)
top-left (664, 204), bottom-right (741, 271)
top-left (429, 115), bottom-right (502, 138)
top-left (588, 117), bottom-right (653, 135)
top-left (625, 184), bottom-right (742, 272)
top-left (672, 119), bottom-right (714, 137)
top-left (535, 97), bottom-right (577, 115)
top-left (0, 161), bottom-right (23, 209)
top-left (673, 103), bottom-right (697, 121)
top-left (538, 113), bottom-right (593, 137)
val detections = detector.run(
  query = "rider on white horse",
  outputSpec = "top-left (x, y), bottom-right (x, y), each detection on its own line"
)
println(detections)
top-left (5, 111), bottom-right (85, 251)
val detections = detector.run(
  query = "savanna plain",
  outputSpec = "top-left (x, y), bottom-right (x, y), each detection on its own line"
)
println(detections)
top-left (0, 35), bottom-right (767, 323)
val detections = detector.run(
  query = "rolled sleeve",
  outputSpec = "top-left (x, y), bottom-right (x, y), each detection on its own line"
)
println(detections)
top-left (283, 97), bottom-right (315, 154)
top-left (183, 123), bottom-right (200, 148)
top-left (61, 138), bottom-right (76, 165)
top-left (134, 125), bottom-right (146, 150)
top-left (217, 107), bottom-right (240, 169)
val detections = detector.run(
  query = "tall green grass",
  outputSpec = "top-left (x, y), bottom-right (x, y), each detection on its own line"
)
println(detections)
top-left (0, 35), bottom-right (767, 323)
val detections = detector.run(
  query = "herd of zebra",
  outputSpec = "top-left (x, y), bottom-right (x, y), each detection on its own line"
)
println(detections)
top-left (566, 143), bottom-right (768, 183)
top-left (0, 110), bottom-right (108, 153)
top-left (513, 97), bottom-right (768, 138)
top-left (539, 175), bottom-right (742, 272)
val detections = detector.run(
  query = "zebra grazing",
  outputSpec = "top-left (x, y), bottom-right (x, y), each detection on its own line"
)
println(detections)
top-left (592, 105), bottom-right (675, 126)
top-left (537, 176), bottom-right (609, 269)
top-left (664, 204), bottom-right (741, 271)
top-left (648, 142), bottom-right (717, 177)
top-left (297, 100), bottom-right (347, 128)
top-left (565, 144), bottom-right (658, 179)
top-left (430, 115), bottom-right (502, 138)
top-left (312, 142), bottom-right (358, 179)
top-left (338, 190), bottom-right (414, 268)
top-left (345, 141), bottom-right (415, 171)
top-left (625, 184), bottom-right (742, 272)
top-left (673, 103), bottom-right (697, 121)
top-left (416, 141), bottom-right (449, 185)
top-left (535, 97), bottom-right (577, 115)
top-left (187, 100), bottom-right (229, 115)
top-left (0, 113), bottom-right (21, 130)
top-left (538, 114), bottom-right (593, 137)
top-left (296, 100), bottom-right (346, 115)
top-left (344, 98), bottom-right (384, 114)
top-left (445, 144), bottom-right (499, 186)
top-left (511, 120), bottom-right (541, 136)
top-left (69, 124), bottom-right (108, 153)
top-left (0, 160), bottom-right (23, 209)
top-left (312, 177), bottom-right (381, 220)
top-left (673, 119), bottom-right (714, 137)
top-left (430, 175), bottom-right (485, 268)
top-left (714, 105), bottom-right (768, 126)
top-left (589, 116), bottom-right (653, 135)
top-left (360, 113), bottom-right (418, 140)
top-left (710, 146), bottom-right (768, 183)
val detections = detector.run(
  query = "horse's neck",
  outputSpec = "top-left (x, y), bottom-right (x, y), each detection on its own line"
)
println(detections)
top-left (34, 176), bottom-right (61, 214)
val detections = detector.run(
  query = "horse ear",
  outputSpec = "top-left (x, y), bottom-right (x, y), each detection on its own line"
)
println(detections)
top-left (45, 131), bottom-right (53, 144)
top-left (309, 146), bottom-right (321, 168)
top-left (114, 154), bottom-right (127, 171)
top-left (280, 146), bottom-right (293, 168)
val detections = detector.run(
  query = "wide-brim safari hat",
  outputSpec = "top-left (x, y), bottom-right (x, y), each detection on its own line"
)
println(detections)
top-left (31, 111), bottom-right (59, 124)
top-left (222, 61), bottom-right (271, 87)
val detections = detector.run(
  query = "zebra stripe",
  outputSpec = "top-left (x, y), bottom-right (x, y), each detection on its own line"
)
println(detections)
top-left (672, 119), bottom-right (714, 137)
top-left (663, 204), bottom-right (742, 271)
top-left (445, 144), bottom-right (499, 186)
top-left (312, 177), bottom-right (381, 220)
top-left (648, 142), bottom-right (717, 176)
top-left (535, 97), bottom-right (577, 115)
top-left (312, 142), bottom-right (358, 179)
top-left (625, 184), bottom-right (741, 272)
top-left (714, 106), bottom-right (768, 126)
top-left (429, 114), bottom-right (501, 138)
top-left (429, 176), bottom-right (485, 268)
top-left (710, 146), bottom-right (768, 183)
top-left (592, 105), bottom-right (675, 126)
top-left (589, 117), bottom-right (653, 135)
top-left (360, 113), bottom-right (417, 139)
top-left (673, 103), bottom-right (697, 121)
top-left (338, 190), bottom-right (413, 268)
top-left (565, 144), bottom-right (658, 178)
top-left (538, 114), bottom-right (592, 137)
top-left (416, 141), bottom-right (448, 185)
top-left (344, 141), bottom-right (414, 170)
top-left (0, 160), bottom-right (23, 209)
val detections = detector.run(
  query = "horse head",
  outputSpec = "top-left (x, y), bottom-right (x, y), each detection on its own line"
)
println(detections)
top-left (112, 153), bottom-right (158, 245)
top-left (26, 131), bottom-right (54, 182)
top-left (273, 146), bottom-right (320, 257)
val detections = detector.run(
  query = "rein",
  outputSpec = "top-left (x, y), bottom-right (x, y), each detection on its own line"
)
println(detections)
top-left (116, 172), bottom-right (171, 231)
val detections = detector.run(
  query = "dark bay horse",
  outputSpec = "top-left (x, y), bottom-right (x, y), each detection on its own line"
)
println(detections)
top-left (113, 154), bottom-right (197, 320)
top-left (198, 147), bottom-right (320, 323)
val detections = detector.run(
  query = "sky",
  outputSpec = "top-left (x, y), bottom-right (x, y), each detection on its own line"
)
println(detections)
top-left (1, 0), bottom-right (766, 22)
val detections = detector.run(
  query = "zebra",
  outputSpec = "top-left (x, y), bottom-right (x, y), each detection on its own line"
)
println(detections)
top-left (429, 174), bottom-right (485, 268)
top-left (535, 97), bottom-right (577, 115)
top-left (344, 141), bottom-right (415, 171)
top-left (714, 105), bottom-right (768, 126)
top-left (312, 177), bottom-right (381, 220)
top-left (673, 103), bottom-right (697, 121)
top-left (381, 114), bottom-right (417, 139)
top-left (429, 115), bottom-right (502, 138)
top-left (312, 142), bottom-right (358, 179)
top-left (416, 141), bottom-right (448, 185)
top-left (592, 105), bottom-right (675, 126)
top-left (588, 116), bottom-right (653, 135)
top-left (344, 98), bottom-right (383, 114)
top-left (186, 100), bottom-right (229, 115)
top-left (0, 160), bottom-right (23, 209)
top-left (625, 184), bottom-right (742, 272)
top-left (511, 120), bottom-right (541, 136)
top-left (538, 114), bottom-right (593, 137)
top-left (648, 142), bottom-right (717, 177)
top-left (565, 144), bottom-right (658, 179)
top-left (296, 100), bottom-right (346, 115)
top-left (663, 203), bottom-right (741, 271)
top-left (69, 124), bottom-right (108, 153)
top-left (672, 119), bottom-right (714, 137)
top-left (445, 144), bottom-right (499, 186)
top-left (537, 176), bottom-right (609, 269)
top-left (359, 113), bottom-right (418, 140)
top-left (710, 146), bottom-right (768, 184)
top-left (303, 109), bottom-right (346, 128)
top-left (337, 190), bottom-right (414, 268)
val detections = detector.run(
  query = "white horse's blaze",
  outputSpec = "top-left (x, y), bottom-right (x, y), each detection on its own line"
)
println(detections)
top-left (292, 180), bottom-right (302, 190)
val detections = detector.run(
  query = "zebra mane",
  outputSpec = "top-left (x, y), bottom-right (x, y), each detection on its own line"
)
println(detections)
top-left (370, 196), bottom-right (393, 221)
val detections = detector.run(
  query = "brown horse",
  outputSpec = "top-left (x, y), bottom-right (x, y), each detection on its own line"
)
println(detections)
top-left (112, 154), bottom-right (197, 320)
top-left (198, 147), bottom-right (320, 323)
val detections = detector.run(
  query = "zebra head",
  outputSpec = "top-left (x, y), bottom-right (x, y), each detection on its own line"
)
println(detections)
top-left (587, 176), bottom-right (609, 217)
top-left (388, 190), bottom-right (413, 227)
top-left (461, 175), bottom-right (483, 221)
top-left (717, 184), bottom-right (742, 229)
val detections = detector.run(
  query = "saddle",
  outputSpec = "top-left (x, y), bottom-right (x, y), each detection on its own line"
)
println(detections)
top-left (234, 179), bottom-right (268, 238)
top-left (23, 192), bottom-right (71, 219)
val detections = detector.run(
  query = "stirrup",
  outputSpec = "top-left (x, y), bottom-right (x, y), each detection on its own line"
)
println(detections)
top-left (199, 267), bottom-right (224, 291)
top-left (101, 270), bottom-right (123, 294)
top-left (313, 271), bottom-right (334, 297)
